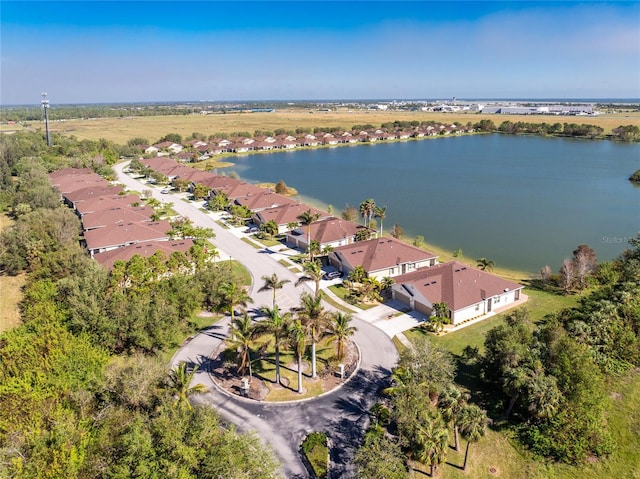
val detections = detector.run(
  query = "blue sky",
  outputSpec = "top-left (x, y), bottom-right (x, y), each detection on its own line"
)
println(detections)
top-left (1, 1), bottom-right (639, 104)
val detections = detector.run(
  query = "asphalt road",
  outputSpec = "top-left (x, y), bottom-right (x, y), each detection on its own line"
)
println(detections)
top-left (114, 163), bottom-right (399, 478)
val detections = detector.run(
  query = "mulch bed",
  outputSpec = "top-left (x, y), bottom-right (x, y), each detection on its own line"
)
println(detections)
top-left (209, 340), bottom-right (359, 401)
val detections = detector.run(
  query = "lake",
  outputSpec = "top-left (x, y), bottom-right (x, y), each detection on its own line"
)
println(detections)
top-left (230, 135), bottom-right (640, 274)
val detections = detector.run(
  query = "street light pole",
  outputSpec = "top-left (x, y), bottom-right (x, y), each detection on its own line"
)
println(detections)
top-left (41, 92), bottom-right (51, 146)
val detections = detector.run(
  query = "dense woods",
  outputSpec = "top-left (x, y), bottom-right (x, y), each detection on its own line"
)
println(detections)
top-left (0, 132), bottom-right (281, 478)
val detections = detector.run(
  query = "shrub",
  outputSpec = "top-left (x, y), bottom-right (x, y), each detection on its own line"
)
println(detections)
top-left (301, 432), bottom-right (328, 478)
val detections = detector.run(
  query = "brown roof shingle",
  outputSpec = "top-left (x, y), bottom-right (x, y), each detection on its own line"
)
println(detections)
top-left (94, 239), bottom-right (195, 269)
top-left (332, 237), bottom-right (437, 274)
top-left (394, 261), bottom-right (523, 312)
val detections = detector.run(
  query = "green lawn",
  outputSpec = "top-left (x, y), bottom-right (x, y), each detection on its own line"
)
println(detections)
top-left (240, 237), bottom-right (261, 249)
top-left (327, 284), bottom-right (377, 310)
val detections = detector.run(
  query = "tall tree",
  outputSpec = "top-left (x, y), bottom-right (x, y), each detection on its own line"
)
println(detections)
top-left (218, 281), bottom-right (253, 320)
top-left (288, 318), bottom-right (307, 393)
top-left (254, 305), bottom-right (293, 385)
top-left (438, 385), bottom-right (469, 451)
top-left (169, 362), bottom-right (207, 410)
top-left (258, 272), bottom-right (290, 308)
top-left (559, 258), bottom-right (576, 294)
top-left (359, 198), bottom-right (376, 227)
top-left (225, 314), bottom-right (258, 380)
top-left (374, 205), bottom-right (387, 236)
top-left (297, 209), bottom-right (321, 257)
top-left (416, 416), bottom-right (449, 476)
top-left (327, 312), bottom-right (357, 360)
top-left (458, 403), bottom-right (487, 471)
top-left (296, 291), bottom-right (329, 378)
top-left (296, 259), bottom-right (324, 297)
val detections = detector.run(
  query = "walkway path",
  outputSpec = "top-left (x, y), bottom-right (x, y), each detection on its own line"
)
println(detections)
top-left (114, 163), bottom-right (400, 478)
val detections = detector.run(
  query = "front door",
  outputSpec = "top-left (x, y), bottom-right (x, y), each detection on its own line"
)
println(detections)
top-left (487, 298), bottom-right (492, 312)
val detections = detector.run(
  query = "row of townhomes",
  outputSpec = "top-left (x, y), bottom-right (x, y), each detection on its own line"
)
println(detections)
top-left (49, 156), bottom-right (523, 326)
top-left (137, 157), bottom-right (524, 326)
top-left (48, 168), bottom-right (194, 269)
top-left (143, 124), bottom-right (472, 161)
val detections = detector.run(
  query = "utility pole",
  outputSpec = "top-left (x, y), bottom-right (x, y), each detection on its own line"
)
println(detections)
top-left (41, 92), bottom-right (51, 146)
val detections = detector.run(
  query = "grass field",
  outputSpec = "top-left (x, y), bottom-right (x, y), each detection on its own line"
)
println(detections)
top-left (43, 110), bottom-right (640, 144)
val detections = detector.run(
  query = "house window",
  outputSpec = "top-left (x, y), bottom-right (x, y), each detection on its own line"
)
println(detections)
top-left (475, 304), bottom-right (480, 311)
top-left (494, 296), bottom-right (501, 303)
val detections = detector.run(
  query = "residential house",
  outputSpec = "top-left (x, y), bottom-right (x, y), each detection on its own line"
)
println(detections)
top-left (63, 185), bottom-right (124, 209)
top-left (252, 203), bottom-right (329, 234)
top-left (74, 194), bottom-right (142, 217)
top-left (391, 261), bottom-right (524, 325)
top-left (93, 239), bottom-right (195, 269)
top-left (233, 191), bottom-right (296, 212)
top-left (286, 217), bottom-right (369, 251)
top-left (328, 237), bottom-right (438, 279)
top-left (80, 205), bottom-right (155, 231)
top-left (84, 220), bottom-right (172, 257)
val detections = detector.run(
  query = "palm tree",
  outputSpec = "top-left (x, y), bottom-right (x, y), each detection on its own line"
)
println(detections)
top-left (296, 291), bottom-right (329, 378)
top-left (374, 205), bottom-right (387, 237)
top-left (430, 301), bottom-right (450, 334)
top-left (288, 319), bottom-right (307, 393)
top-left (458, 403), bottom-right (488, 471)
top-left (476, 257), bottom-right (495, 271)
top-left (258, 272), bottom-right (291, 308)
top-left (254, 305), bottom-right (293, 385)
top-left (218, 281), bottom-right (253, 320)
top-left (225, 314), bottom-right (258, 381)
top-left (308, 240), bottom-right (321, 261)
top-left (296, 259), bottom-right (324, 297)
top-left (359, 198), bottom-right (376, 227)
top-left (438, 385), bottom-right (469, 451)
top-left (297, 209), bottom-right (321, 257)
top-left (526, 372), bottom-right (561, 421)
top-left (169, 362), bottom-right (207, 410)
top-left (415, 416), bottom-right (449, 476)
top-left (327, 312), bottom-right (357, 360)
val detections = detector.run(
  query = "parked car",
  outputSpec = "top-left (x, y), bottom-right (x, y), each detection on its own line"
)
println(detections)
top-left (245, 226), bottom-right (259, 234)
top-left (161, 189), bottom-right (170, 194)
top-left (324, 270), bottom-right (342, 280)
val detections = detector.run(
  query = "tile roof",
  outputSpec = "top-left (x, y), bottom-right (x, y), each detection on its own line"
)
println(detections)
top-left (255, 203), bottom-right (328, 226)
top-left (50, 171), bottom-right (109, 194)
top-left (233, 191), bottom-right (296, 211)
top-left (197, 175), bottom-right (242, 190)
top-left (75, 194), bottom-right (142, 216)
top-left (216, 182), bottom-right (266, 199)
top-left (305, 218), bottom-right (367, 244)
top-left (48, 167), bottom-right (94, 181)
top-left (84, 220), bottom-right (172, 252)
top-left (393, 260), bottom-right (523, 312)
top-left (81, 205), bottom-right (155, 230)
top-left (63, 185), bottom-right (124, 204)
top-left (333, 237), bottom-right (437, 273)
top-left (93, 239), bottom-right (195, 269)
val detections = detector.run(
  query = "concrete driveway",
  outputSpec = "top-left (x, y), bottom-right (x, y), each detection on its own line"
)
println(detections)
top-left (114, 163), bottom-right (399, 477)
